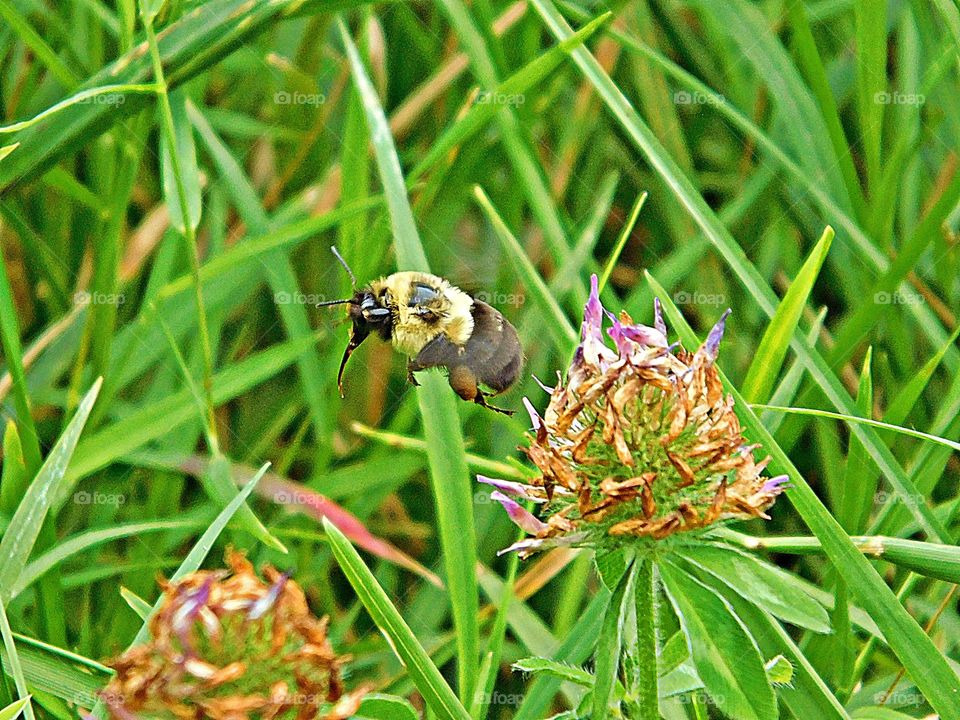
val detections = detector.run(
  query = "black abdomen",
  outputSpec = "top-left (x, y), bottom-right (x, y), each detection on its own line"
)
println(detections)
top-left (465, 301), bottom-right (523, 394)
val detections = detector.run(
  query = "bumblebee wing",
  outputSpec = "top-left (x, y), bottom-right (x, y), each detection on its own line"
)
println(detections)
top-left (410, 333), bottom-right (463, 370)
top-left (465, 301), bottom-right (523, 393)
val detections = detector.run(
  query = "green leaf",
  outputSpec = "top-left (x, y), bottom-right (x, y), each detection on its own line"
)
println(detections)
top-left (741, 226), bottom-right (833, 403)
top-left (594, 548), bottom-right (627, 592)
top-left (684, 544), bottom-right (831, 633)
top-left (160, 89), bottom-right (202, 233)
top-left (356, 694), bottom-right (420, 720)
top-left (0, 379), bottom-right (101, 603)
top-left (713, 576), bottom-right (848, 720)
top-left (765, 655), bottom-right (794, 687)
top-left (512, 658), bottom-right (594, 687)
top-left (650, 275), bottom-right (960, 718)
top-left (660, 560), bottom-right (777, 720)
top-left (591, 562), bottom-right (635, 718)
top-left (657, 632), bottom-right (689, 678)
top-left (851, 709), bottom-right (920, 720)
top-left (323, 518), bottom-right (472, 720)
top-left (0, 697), bottom-right (31, 720)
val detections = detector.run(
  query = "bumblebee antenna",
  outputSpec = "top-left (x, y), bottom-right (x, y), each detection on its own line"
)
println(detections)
top-left (316, 297), bottom-right (352, 308)
top-left (330, 246), bottom-right (357, 287)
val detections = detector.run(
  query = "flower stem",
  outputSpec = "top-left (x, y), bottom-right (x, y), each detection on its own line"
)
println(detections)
top-left (634, 559), bottom-right (658, 718)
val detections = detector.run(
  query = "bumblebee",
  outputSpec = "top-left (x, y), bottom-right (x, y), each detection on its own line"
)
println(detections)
top-left (319, 248), bottom-right (523, 415)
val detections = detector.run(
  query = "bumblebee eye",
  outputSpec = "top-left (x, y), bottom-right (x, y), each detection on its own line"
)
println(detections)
top-left (408, 283), bottom-right (439, 306)
top-left (363, 307), bottom-right (391, 322)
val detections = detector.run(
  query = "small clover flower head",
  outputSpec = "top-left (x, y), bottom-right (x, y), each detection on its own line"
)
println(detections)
top-left (100, 549), bottom-right (366, 719)
top-left (480, 276), bottom-right (786, 557)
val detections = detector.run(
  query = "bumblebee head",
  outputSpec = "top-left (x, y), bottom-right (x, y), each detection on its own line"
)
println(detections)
top-left (317, 247), bottom-right (399, 396)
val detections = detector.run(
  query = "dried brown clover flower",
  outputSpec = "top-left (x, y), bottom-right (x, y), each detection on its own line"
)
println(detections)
top-left (479, 275), bottom-right (787, 557)
top-left (100, 550), bottom-right (365, 720)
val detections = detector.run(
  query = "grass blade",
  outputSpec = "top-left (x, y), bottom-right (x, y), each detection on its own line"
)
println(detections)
top-left (323, 518), bottom-right (471, 720)
top-left (339, 18), bottom-right (479, 701)
top-left (741, 226), bottom-right (833, 403)
top-left (0, 378), bottom-right (101, 603)
top-left (0, 599), bottom-right (33, 720)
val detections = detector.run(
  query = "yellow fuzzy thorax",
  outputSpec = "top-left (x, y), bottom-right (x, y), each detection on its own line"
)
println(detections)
top-left (368, 271), bottom-right (475, 355)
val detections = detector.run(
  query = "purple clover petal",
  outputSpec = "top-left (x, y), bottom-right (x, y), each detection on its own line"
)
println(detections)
top-left (605, 311), bottom-right (631, 357)
top-left (497, 538), bottom-right (545, 556)
top-left (531, 374), bottom-right (555, 394)
top-left (702, 308), bottom-right (732, 362)
top-left (477, 475), bottom-right (546, 503)
top-left (490, 491), bottom-right (548, 534)
top-left (762, 475), bottom-right (790, 494)
top-left (171, 577), bottom-right (213, 636)
top-left (522, 397), bottom-right (544, 432)
top-left (621, 323), bottom-right (668, 348)
top-left (581, 274), bottom-right (604, 343)
top-left (248, 573), bottom-right (289, 620)
top-left (100, 696), bottom-right (140, 720)
top-left (653, 297), bottom-right (667, 337)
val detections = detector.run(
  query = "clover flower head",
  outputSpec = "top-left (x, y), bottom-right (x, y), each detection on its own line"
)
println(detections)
top-left (100, 550), bottom-right (365, 719)
top-left (480, 276), bottom-right (786, 557)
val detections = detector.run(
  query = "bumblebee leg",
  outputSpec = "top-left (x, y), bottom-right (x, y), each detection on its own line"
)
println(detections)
top-left (406, 360), bottom-right (421, 387)
top-left (475, 390), bottom-right (515, 416)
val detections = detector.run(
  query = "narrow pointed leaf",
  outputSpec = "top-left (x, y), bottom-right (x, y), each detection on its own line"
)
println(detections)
top-left (323, 518), bottom-right (472, 720)
top-left (742, 227), bottom-right (833, 403)
top-left (660, 560), bottom-right (777, 720)
top-left (0, 378), bottom-right (102, 602)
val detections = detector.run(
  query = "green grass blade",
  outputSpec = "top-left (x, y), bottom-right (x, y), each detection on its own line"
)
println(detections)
top-left (407, 13), bottom-right (610, 185)
top-left (473, 185), bottom-right (577, 348)
top-left (0, 599), bottom-right (34, 720)
top-left (0, 696), bottom-right (31, 720)
top-left (0, 0), bottom-right (79, 89)
top-left (650, 275), bottom-right (960, 718)
top-left (339, 18), bottom-right (479, 701)
top-left (437, 0), bottom-right (574, 265)
top-left (0, 256), bottom-right (42, 474)
top-left (1, 634), bottom-right (110, 708)
top-left (10, 521), bottom-right (202, 601)
top-left (749, 405), bottom-right (960, 454)
top-left (323, 518), bottom-right (472, 720)
top-left (188, 103), bottom-right (334, 464)
top-left (854, 0), bottom-right (887, 195)
top-left (0, 378), bottom-right (101, 603)
top-left (741, 226), bottom-right (833, 403)
top-left (0, 422), bottom-right (27, 518)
